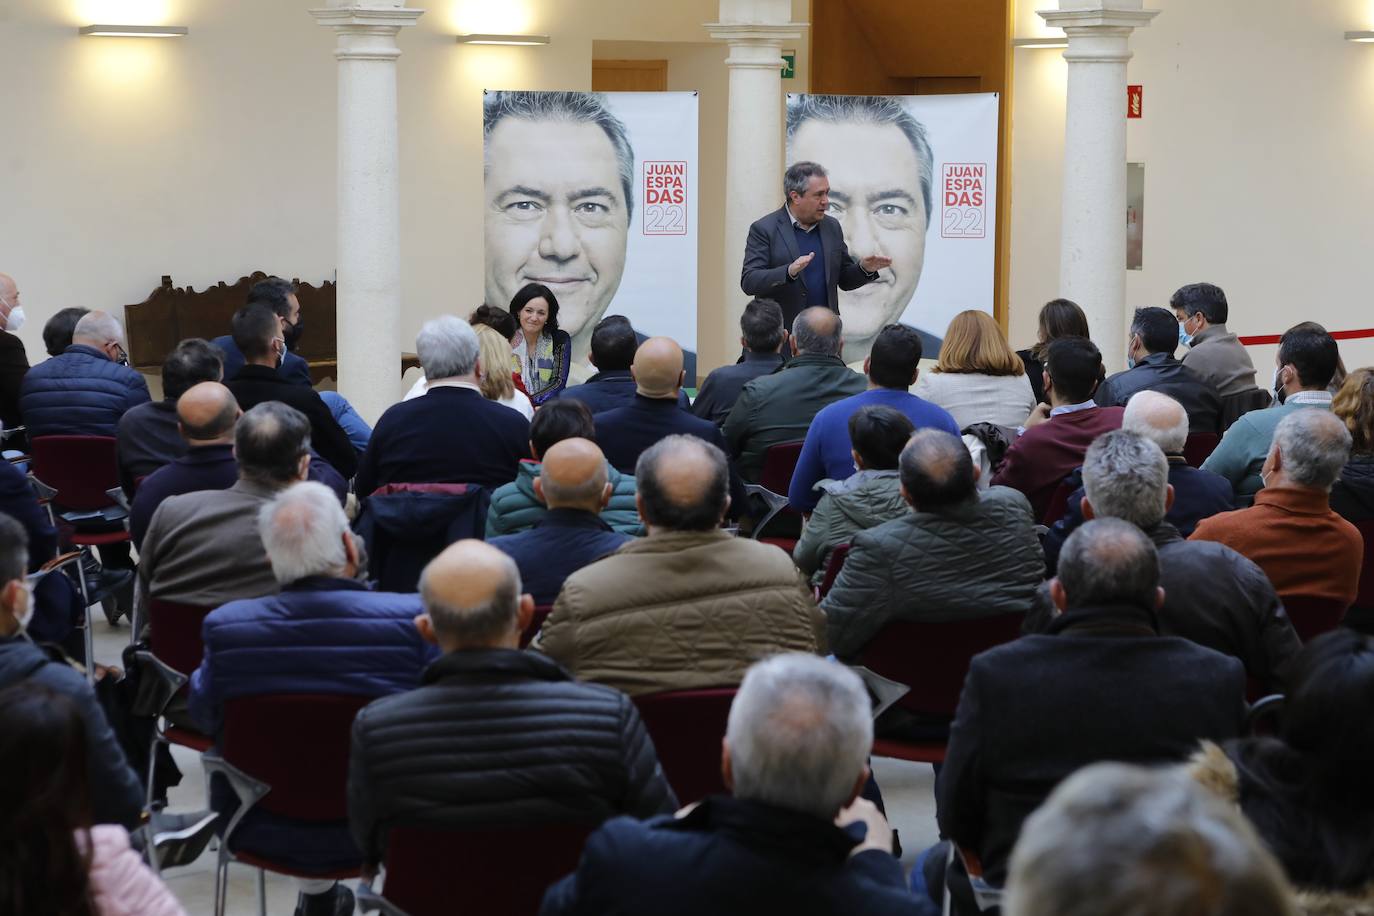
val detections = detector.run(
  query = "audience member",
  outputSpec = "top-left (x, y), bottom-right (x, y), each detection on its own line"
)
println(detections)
top-left (789, 323), bottom-right (958, 513)
top-left (1005, 762), bottom-right (1295, 916)
top-left (1187, 629), bottom-right (1374, 906)
top-left (915, 310), bottom-right (1036, 429)
top-left (348, 539), bottom-right (675, 871)
top-left (20, 310), bottom-right (150, 437)
top-left (130, 382), bottom-right (241, 547)
top-left (116, 338), bottom-right (222, 492)
top-left (990, 336), bottom-right (1124, 520)
top-left (474, 324), bottom-right (534, 419)
top-left (225, 302), bottom-right (358, 479)
top-left (212, 275), bottom-right (312, 386)
top-left (0, 272), bottom-right (29, 431)
top-left (1289, 320), bottom-right (1348, 394)
top-left (1044, 390), bottom-right (1235, 565)
top-left (724, 306), bottom-right (866, 482)
top-left (1016, 298), bottom-right (1088, 404)
top-left (489, 439), bottom-right (632, 606)
top-left (42, 306), bottom-right (89, 358)
top-left (0, 459), bottom-right (81, 648)
top-left (1172, 282), bottom-right (1260, 397)
top-left (1096, 306), bottom-right (1223, 432)
top-left (511, 282), bottom-right (572, 405)
top-left (0, 683), bottom-right (186, 916)
top-left (542, 654), bottom-right (921, 916)
top-left (930, 519), bottom-right (1245, 911)
top-left (537, 435), bottom-right (823, 696)
top-left (486, 399), bottom-right (641, 537)
top-left (691, 299), bottom-right (788, 425)
top-left (190, 481), bottom-right (435, 916)
top-left (794, 405), bottom-right (912, 583)
top-left (560, 315), bottom-right (691, 413)
top-left (1203, 325), bottom-right (1339, 501)
top-left (137, 402), bottom-right (310, 624)
top-left (1050, 430), bottom-right (1299, 692)
top-left (1192, 409), bottom-right (1363, 606)
top-left (1330, 367), bottom-right (1374, 524)
top-left (404, 304), bottom-right (526, 401)
top-left (821, 429), bottom-right (1043, 662)
top-left (356, 316), bottom-right (529, 496)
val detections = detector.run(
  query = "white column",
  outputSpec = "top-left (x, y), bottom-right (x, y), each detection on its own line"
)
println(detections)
top-left (1040, 1), bottom-right (1157, 371)
top-left (708, 5), bottom-right (803, 361)
top-left (311, 1), bottom-right (422, 424)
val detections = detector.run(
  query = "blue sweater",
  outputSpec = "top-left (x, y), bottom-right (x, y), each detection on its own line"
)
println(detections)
top-left (793, 224), bottom-right (826, 303)
top-left (788, 388), bottom-right (960, 512)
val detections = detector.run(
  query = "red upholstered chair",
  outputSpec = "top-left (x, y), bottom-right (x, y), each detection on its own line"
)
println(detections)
top-left (1282, 595), bottom-right (1349, 643)
top-left (858, 615), bottom-right (1026, 764)
top-left (745, 440), bottom-right (805, 551)
top-left (203, 693), bottom-right (374, 916)
top-left (1182, 432), bottom-right (1220, 468)
top-left (815, 543), bottom-right (851, 601)
top-left (1040, 479), bottom-right (1076, 527)
top-left (29, 435), bottom-right (130, 544)
top-left (520, 604), bottom-right (554, 648)
top-left (358, 823), bottom-right (595, 916)
top-left (633, 688), bottom-right (737, 804)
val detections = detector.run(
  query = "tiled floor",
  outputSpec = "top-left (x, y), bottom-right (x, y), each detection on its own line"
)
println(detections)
top-left (92, 618), bottom-right (941, 915)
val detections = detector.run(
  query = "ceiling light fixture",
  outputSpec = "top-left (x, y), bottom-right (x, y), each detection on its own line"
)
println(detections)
top-left (1346, 30), bottom-right (1374, 42)
top-left (79, 24), bottom-right (189, 37)
top-left (456, 33), bottom-right (549, 46)
top-left (1013, 37), bottom-right (1068, 49)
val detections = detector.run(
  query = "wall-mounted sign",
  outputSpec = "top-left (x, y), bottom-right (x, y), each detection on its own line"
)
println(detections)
top-left (781, 50), bottom-right (796, 79)
top-left (1127, 84), bottom-right (1143, 119)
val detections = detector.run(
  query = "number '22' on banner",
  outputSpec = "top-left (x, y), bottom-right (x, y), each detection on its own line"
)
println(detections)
top-left (942, 162), bottom-right (987, 239)
top-left (643, 161), bottom-right (688, 236)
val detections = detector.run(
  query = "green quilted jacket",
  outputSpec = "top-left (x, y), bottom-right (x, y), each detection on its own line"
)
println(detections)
top-left (485, 460), bottom-right (643, 538)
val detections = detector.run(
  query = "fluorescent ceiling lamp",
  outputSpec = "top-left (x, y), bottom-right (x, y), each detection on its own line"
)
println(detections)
top-left (1013, 37), bottom-right (1068, 48)
top-left (456, 33), bottom-right (549, 46)
top-left (1346, 30), bottom-right (1374, 42)
top-left (79, 24), bottom-right (188, 37)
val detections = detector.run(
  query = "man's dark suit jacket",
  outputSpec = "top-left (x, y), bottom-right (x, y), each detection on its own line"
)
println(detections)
top-left (354, 385), bottom-right (529, 498)
top-left (741, 205), bottom-right (875, 328)
top-left (937, 601), bottom-right (1246, 887)
top-left (691, 352), bottom-right (785, 426)
top-left (0, 330), bottom-right (29, 431)
top-left (560, 370), bottom-right (690, 415)
top-left (226, 365), bottom-right (358, 478)
top-left (1095, 352), bottom-right (1224, 433)
top-left (116, 400), bottom-right (186, 493)
top-left (488, 509), bottom-right (632, 606)
top-left (212, 334), bottom-right (312, 387)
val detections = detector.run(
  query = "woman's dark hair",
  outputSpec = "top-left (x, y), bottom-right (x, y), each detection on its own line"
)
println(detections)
top-left (1227, 629), bottom-right (1374, 890)
top-left (0, 683), bottom-right (97, 916)
top-left (509, 283), bottom-right (561, 338)
top-left (529, 398), bottom-right (595, 459)
top-left (1030, 298), bottom-right (1089, 363)
top-left (469, 304), bottom-right (518, 341)
top-left (848, 405), bottom-right (915, 471)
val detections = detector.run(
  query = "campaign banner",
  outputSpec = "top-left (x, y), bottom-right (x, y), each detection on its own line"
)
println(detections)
top-left (785, 92), bottom-right (1000, 363)
top-left (482, 90), bottom-right (699, 382)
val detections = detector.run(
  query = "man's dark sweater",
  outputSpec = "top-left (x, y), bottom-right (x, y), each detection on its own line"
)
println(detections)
top-left (227, 364), bottom-right (358, 478)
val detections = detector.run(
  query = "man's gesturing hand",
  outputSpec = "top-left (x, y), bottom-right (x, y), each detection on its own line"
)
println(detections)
top-left (788, 252), bottom-right (815, 279)
top-left (860, 255), bottom-right (893, 274)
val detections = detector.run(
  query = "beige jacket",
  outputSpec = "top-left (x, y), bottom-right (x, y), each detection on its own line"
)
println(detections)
top-left (536, 529), bottom-right (826, 696)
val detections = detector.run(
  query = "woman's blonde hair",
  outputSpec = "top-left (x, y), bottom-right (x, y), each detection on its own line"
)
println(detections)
top-left (1333, 367), bottom-right (1374, 455)
top-left (935, 310), bottom-right (1024, 376)
top-left (475, 324), bottom-right (516, 401)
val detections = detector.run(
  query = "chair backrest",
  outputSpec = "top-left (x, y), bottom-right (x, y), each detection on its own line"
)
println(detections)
top-left (519, 604), bottom-right (553, 649)
top-left (355, 483), bottom-right (492, 592)
top-left (220, 693), bottom-right (374, 821)
top-left (1282, 594), bottom-right (1349, 644)
top-left (816, 543), bottom-right (851, 600)
top-left (1041, 479), bottom-right (1075, 526)
top-left (1354, 520), bottom-right (1374, 611)
top-left (633, 687), bottom-right (737, 804)
top-left (1220, 387), bottom-right (1272, 432)
top-left (147, 599), bottom-right (216, 676)
top-left (1182, 432), bottom-right (1220, 467)
top-left (381, 823), bottom-right (593, 916)
top-left (859, 615), bottom-right (1026, 718)
top-left (29, 436), bottom-right (120, 510)
top-left (758, 441), bottom-right (805, 495)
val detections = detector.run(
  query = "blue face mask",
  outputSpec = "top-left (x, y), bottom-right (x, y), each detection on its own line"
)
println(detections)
top-left (1126, 355), bottom-right (1137, 370)
top-left (1178, 320), bottom-right (1193, 348)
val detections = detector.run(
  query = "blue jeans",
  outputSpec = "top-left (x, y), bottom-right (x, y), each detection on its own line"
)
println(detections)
top-left (319, 391), bottom-right (372, 452)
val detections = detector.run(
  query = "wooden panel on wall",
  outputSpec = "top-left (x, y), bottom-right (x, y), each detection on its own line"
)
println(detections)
top-left (592, 59), bottom-right (668, 92)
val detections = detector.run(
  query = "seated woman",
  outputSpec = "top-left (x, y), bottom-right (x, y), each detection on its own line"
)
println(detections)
top-left (510, 282), bottom-right (571, 405)
top-left (793, 405), bottom-right (914, 584)
top-left (1016, 298), bottom-right (1089, 405)
top-left (916, 310), bottom-right (1037, 430)
top-left (1331, 367), bottom-right (1374, 525)
top-left (474, 325), bottom-right (534, 419)
top-left (0, 682), bottom-right (185, 916)
top-left (404, 305), bottom-right (528, 401)
top-left (1188, 629), bottom-right (1374, 911)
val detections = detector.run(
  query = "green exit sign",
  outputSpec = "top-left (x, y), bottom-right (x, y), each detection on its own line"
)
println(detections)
top-left (781, 50), bottom-right (795, 79)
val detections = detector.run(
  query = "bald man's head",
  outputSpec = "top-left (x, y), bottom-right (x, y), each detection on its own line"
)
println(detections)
top-left (899, 429), bottom-right (976, 511)
top-left (420, 540), bottom-right (526, 650)
top-left (536, 438), bottom-right (610, 512)
top-left (793, 307), bottom-right (844, 357)
top-left (636, 434), bottom-right (730, 532)
top-left (0, 274), bottom-right (16, 304)
top-left (631, 336), bottom-right (685, 399)
top-left (1123, 390), bottom-right (1189, 455)
top-left (178, 381), bottom-right (240, 444)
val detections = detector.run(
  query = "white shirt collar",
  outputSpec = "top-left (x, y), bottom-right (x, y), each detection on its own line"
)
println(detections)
top-left (1288, 390), bottom-right (1333, 406)
top-left (1049, 399), bottom-right (1099, 418)
top-left (786, 204), bottom-right (818, 233)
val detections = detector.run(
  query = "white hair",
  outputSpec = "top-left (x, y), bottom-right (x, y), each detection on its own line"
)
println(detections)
top-left (416, 315), bottom-right (479, 380)
top-left (1273, 409), bottom-right (1351, 490)
top-left (1123, 390), bottom-right (1189, 455)
top-left (1081, 430), bottom-right (1170, 530)
top-left (726, 654), bottom-right (872, 820)
top-left (258, 481), bottom-right (351, 585)
top-left (72, 310), bottom-right (124, 346)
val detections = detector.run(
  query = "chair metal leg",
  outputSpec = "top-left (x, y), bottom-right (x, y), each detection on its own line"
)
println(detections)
top-left (213, 847), bottom-right (230, 916)
top-left (145, 729), bottom-right (165, 811)
top-left (255, 868), bottom-right (267, 916)
top-left (142, 822), bottom-right (161, 877)
top-left (73, 553), bottom-right (95, 686)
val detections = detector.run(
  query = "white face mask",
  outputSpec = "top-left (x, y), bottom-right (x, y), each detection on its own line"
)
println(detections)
top-left (2, 304), bottom-right (23, 333)
top-left (15, 582), bottom-right (33, 631)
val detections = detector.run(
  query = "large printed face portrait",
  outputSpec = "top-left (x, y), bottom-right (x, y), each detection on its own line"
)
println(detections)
top-left (787, 95), bottom-right (934, 350)
top-left (483, 91), bottom-right (634, 351)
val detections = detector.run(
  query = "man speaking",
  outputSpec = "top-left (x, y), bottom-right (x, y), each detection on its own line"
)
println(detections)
top-left (740, 161), bottom-right (891, 332)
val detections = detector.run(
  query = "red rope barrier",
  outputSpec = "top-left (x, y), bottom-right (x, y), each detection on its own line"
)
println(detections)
top-left (1238, 328), bottom-right (1374, 347)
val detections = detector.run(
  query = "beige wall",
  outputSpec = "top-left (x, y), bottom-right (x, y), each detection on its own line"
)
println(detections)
top-left (2, 0), bottom-right (809, 379)
top-left (1009, 0), bottom-right (1374, 376)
